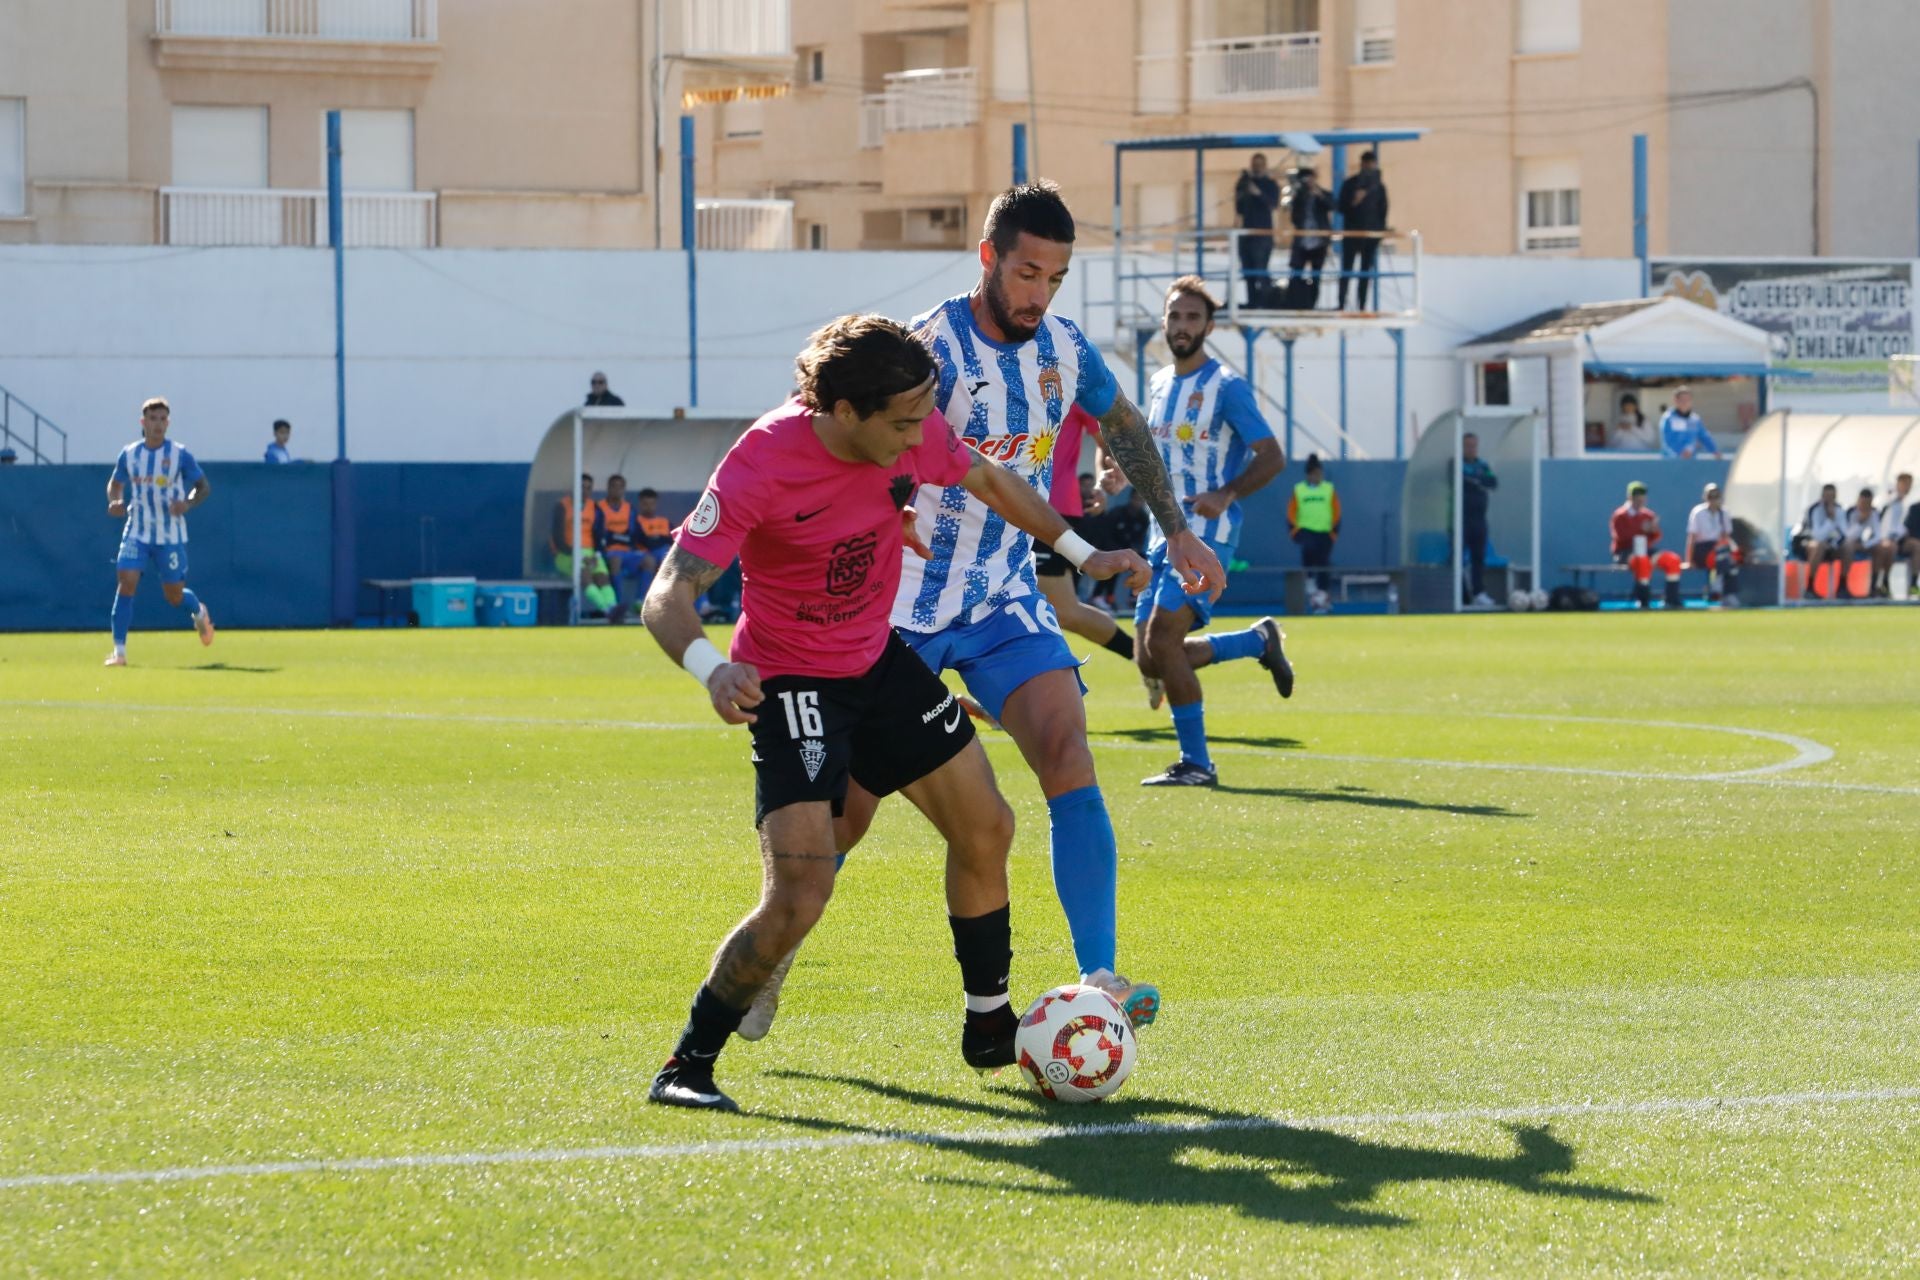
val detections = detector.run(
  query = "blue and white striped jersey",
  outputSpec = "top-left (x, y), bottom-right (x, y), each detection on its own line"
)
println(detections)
top-left (1143, 358), bottom-right (1273, 548)
top-left (895, 296), bottom-right (1120, 632)
top-left (110, 439), bottom-right (204, 546)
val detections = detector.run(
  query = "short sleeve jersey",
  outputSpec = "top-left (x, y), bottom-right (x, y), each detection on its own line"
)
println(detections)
top-left (895, 296), bottom-right (1119, 632)
top-left (111, 439), bottom-right (204, 546)
top-left (1143, 358), bottom-right (1273, 548)
top-left (674, 400), bottom-right (973, 680)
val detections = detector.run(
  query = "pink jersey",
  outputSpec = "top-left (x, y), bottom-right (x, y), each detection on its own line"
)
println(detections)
top-left (675, 399), bottom-right (973, 680)
top-left (1048, 406), bottom-right (1094, 517)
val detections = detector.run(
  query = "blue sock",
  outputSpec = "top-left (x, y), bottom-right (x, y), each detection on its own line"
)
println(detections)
top-left (1208, 626), bottom-right (1266, 663)
top-left (111, 593), bottom-right (134, 646)
top-left (179, 588), bottom-right (201, 622)
top-left (1171, 700), bottom-right (1211, 769)
top-left (1046, 785), bottom-right (1117, 976)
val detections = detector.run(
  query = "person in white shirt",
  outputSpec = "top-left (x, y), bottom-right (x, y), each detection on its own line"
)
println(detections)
top-left (1841, 487), bottom-right (1889, 598)
top-left (1880, 472), bottom-right (1918, 597)
top-left (1608, 393), bottom-right (1657, 451)
top-left (1684, 482), bottom-right (1740, 603)
top-left (1794, 483), bottom-right (1847, 599)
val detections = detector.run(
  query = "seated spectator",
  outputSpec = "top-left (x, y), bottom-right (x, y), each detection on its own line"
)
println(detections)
top-left (1609, 394), bottom-right (1657, 451)
top-left (550, 471), bottom-right (617, 617)
top-left (1843, 487), bottom-right (1886, 598)
top-left (1684, 482), bottom-right (1741, 604)
top-left (585, 372), bottom-right (624, 407)
top-left (264, 419), bottom-right (294, 464)
top-left (1792, 483), bottom-right (1847, 599)
top-left (595, 473), bottom-right (648, 623)
top-left (1610, 480), bottom-right (1681, 609)
top-left (1882, 472), bottom-right (1919, 598)
top-left (1659, 386), bottom-right (1720, 459)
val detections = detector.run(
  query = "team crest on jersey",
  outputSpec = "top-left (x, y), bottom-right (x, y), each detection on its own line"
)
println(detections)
top-left (889, 474), bottom-right (916, 508)
top-left (1186, 389), bottom-right (1205, 415)
top-left (1037, 367), bottom-right (1064, 408)
top-left (825, 531), bottom-right (877, 598)
top-left (799, 739), bottom-right (826, 782)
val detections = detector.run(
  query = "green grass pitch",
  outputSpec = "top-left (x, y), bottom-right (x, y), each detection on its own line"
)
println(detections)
top-left (3, 610), bottom-right (1918, 1276)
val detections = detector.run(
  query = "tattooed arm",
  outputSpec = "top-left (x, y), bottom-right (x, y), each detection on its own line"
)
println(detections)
top-left (1097, 391), bottom-right (1228, 598)
top-left (643, 544), bottom-right (763, 724)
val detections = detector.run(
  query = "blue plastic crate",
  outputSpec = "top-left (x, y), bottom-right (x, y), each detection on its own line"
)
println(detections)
top-left (476, 584), bottom-right (537, 627)
top-left (411, 577), bottom-right (477, 627)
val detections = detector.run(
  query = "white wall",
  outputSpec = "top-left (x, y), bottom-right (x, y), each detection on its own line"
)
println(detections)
top-left (1, 244), bottom-right (1640, 464)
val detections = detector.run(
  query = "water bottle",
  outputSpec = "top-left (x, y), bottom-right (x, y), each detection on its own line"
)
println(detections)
top-left (1387, 584), bottom-right (1400, 615)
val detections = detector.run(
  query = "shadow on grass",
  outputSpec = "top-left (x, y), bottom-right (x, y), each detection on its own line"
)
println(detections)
top-left (1101, 726), bottom-right (1305, 751)
top-left (1213, 783), bottom-right (1527, 819)
top-left (187, 662), bottom-right (281, 674)
top-left (763, 1072), bottom-right (1654, 1228)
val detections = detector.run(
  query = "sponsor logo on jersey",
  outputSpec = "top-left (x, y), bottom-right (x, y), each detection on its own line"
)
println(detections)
top-left (825, 531), bottom-right (877, 598)
top-left (961, 429), bottom-right (1057, 466)
top-left (919, 691), bottom-right (955, 725)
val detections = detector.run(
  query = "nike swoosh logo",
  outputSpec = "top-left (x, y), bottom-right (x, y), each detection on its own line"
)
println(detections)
top-left (943, 706), bottom-right (964, 733)
top-left (796, 506), bottom-right (830, 522)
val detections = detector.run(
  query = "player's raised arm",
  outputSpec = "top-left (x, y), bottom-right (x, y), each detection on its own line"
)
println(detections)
top-left (1098, 391), bottom-right (1227, 598)
top-left (642, 545), bottom-right (762, 724)
top-left (957, 453), bottom-right (1149, 591)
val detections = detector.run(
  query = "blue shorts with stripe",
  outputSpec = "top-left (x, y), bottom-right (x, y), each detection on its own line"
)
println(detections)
top-left (1133, 536), bottom-right (1237, 632)
top-left (116, 536), bottom-right (189, 584)
top-left (899, 595), bottom-right (1087, 724)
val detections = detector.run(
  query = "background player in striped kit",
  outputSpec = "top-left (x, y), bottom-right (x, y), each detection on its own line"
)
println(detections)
top-left (104, 398), bottom-right (215, 666)
top-left (1128, 277), bottom-right (1291, 787)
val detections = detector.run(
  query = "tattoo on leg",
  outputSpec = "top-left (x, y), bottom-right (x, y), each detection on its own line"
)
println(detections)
top-left (708, 923), bottom-right (780, 1007)
top-left (768, 851), bottom-right (840, 862)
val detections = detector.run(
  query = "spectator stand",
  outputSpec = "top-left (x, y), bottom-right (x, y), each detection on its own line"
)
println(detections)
top-left (1103, 128), bottom-right (1428, 467)
top-left (525, 408), bottom-right (751, 623)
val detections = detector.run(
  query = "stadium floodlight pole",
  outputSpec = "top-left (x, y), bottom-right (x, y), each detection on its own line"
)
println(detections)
top-left (1530, 413), bottom-right (1543, 596)
top-left (681, 113), bottom-right (698, 407)
top-left (1391, 327), bottom-right (1406, 459)
top-left (326, 109), bottom-right (356, 629)
top-left (1337, 332), bottom-right (1349, 460)
top-left (1633, 133), bottom-right (1649, 297)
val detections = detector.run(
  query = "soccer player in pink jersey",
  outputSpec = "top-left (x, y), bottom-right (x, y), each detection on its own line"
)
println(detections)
top-left (641, 315), bottom-right (1148, 1112)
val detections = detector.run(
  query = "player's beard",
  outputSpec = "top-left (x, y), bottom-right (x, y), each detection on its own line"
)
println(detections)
top-left (1166, 329), bottom-right (1205, 359)
top-left (983, 267), bottom-right (1045, 343)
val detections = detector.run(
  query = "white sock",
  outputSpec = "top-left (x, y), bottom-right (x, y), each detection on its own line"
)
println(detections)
top-left (964, 992), bottom-right (1010, 1014)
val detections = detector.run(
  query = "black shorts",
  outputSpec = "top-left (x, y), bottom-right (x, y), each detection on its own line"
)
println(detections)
top-left (1033, 539), bottom-right (1074, 579)
top-left (748, 630), bottom-right (976, 826)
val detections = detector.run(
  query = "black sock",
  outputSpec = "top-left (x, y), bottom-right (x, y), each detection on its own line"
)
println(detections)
top-left (949, 905), bottom-right (1012, 1014)
top-left (669, 985), bottom-right (747, 1067)
top-left (1102, 628), bottom-right (1135, 661)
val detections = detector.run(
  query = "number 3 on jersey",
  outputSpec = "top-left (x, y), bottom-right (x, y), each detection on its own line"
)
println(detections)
top-left (777, 690), bottom-right (824, 739)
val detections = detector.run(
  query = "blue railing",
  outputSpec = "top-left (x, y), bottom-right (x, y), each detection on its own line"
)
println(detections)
top-left (1, 388), bottom-right (67, 464)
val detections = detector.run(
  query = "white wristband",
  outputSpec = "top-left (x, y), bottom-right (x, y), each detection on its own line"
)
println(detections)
top-left (681, 637), bottom-right (727, 689)
top-left (1053, 529), bottom-right (1097, 570)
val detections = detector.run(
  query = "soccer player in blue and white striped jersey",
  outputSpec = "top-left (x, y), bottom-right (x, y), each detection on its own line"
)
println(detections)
top-left (1132, 277), bottom-right (1290, 788)
top-left (104, 397), bottom-right (215, 665)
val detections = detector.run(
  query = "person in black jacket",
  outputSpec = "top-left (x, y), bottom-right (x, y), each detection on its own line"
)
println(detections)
top-left (584, 372), bottom-right (624, 407)
top-left (1336, 150), bottom-right (1389, 311)
top-left (1233, 153), bottom-right (1282, 309)
top-left (1283, 165), bottom-right (1333, 310)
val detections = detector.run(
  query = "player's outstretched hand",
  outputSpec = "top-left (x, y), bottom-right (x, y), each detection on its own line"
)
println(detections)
top-left (1097, 462), bottom-right (1128, 495)
top-left (708, 662), bottom-right (764, 725)
top-left (1081, 548), bottom-right (1151, 594)
top-left (901, 507), bottom-right (932, 560)
top-left (1167, 529), bottom-right (1227, 603)
top-left (108, 500), bottom-right (128, 519)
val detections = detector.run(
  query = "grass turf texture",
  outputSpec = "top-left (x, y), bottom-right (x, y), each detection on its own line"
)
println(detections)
top-left (2, 611), bottom-right (1918, 1276)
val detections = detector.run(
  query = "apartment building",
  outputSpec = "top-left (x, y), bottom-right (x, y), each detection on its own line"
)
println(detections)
top-left (0, 0), bottom-right (789, 248)
top-left (697, 0), bottom-right (1920, 261)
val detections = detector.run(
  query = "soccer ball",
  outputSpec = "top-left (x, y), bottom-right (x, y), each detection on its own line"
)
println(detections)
top-left (1530, 589), bottom-right (1550, 611)
top-left (1015, 984), bottom-right (1137, 1103)
top-left (1508, 589), bottom-right (1533, 612)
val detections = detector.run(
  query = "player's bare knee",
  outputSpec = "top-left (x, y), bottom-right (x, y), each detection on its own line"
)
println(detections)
top-left (162, 584), bottom-right (184, 605)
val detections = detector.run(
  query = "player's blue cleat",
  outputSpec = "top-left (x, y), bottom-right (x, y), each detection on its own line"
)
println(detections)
top-left (647, 1057), bottom-right (739, 1112)
top-left (1082, 968), bottom-right (1160, 1028)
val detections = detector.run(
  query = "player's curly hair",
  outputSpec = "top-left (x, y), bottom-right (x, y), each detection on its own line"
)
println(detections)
top-left (1165, 274), bottom-right (1219, 320)
top-left (984, 180), bottom-right (1075, 255)
top-left (794, 313), bottom-right (935, 418)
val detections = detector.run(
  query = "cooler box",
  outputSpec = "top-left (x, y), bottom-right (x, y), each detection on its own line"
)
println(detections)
top-left (412, 577), bottom-right (477, 627)
top-left (476, 584), bottom-right (537, 627)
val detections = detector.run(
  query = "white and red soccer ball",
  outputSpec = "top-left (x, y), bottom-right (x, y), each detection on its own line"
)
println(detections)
top-left (1015, 984), bottom-right (1137, 1103)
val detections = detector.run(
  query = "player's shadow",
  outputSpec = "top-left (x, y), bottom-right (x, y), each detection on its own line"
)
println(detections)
top-left (1102, 726), bottom-right (1304, 751)
top-left (762, 1072), bottom-right (1653, 1228)
top-left (187, 662), bottom-right (281, 674)
top-left (1213, 783), bottom-right (1526, 819)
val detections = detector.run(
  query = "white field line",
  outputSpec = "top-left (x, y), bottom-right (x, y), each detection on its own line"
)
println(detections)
top-left (3, 1085), bottom-right (1917, 1192)
top-left (7, 700), bottom-right (1915, 796)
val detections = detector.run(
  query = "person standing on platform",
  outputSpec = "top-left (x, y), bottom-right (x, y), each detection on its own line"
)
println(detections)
top-left (1336, 151), bottom-right (1388, 311)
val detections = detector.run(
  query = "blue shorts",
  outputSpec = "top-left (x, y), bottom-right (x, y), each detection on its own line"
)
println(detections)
top-left (116, 537), bottom-right (189, 584)
top-left (900, 595), bottom-right (1087, 724)
top-left (1134, 537), bottom-right (1236, 632)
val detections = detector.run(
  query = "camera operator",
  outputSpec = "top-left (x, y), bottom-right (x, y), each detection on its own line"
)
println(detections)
top-left (1283, 165), bottom-right (1333, 310)
top-left (1233, 153), bottom-right (1281, 309)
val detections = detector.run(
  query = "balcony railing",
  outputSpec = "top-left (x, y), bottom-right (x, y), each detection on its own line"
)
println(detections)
top-left (858, 95), bottom-right (886, 149)
top-left (681, 0), bottom-right (789, 58)
top-left (878, 67), bottom-right (978, 134)
top-left (161, 187), bottom-right (437, 247)
top-left (696, 198), bottom-right (793, 251)
top-left (154, 0), bottom-right (438, 41)
top-left (1189, 32), bottom-right (1320, 100)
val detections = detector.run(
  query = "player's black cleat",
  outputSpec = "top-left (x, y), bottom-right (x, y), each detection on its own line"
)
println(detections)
top-left (647, 1057), bottom-right (740, 1112)
top-left (1255, 616), bottom-right (1294, 698)
top-left (961, 1004), bottom-right (1019, 1070)
top-left (1141, 760), bottom-right (1219, 788)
